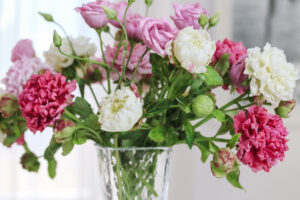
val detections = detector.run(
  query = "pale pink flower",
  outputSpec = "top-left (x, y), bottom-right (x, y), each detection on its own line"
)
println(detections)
top-left (11, 39), bottom-right (35, 62)
top-left (126, 13), bottom-right (144, 40)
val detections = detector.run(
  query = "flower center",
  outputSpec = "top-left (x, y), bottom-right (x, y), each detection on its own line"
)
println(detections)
top-left (192, 38), bottom-right (202, 48)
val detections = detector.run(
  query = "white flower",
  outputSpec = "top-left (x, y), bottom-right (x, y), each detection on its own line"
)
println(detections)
top-left (173, 26), bottom-right (216, 74)
top-left (44, 36), bottom-right (97, 72)
top-left (99, 87), bottom-right (143, 132)
top-left (245, 43), bottom-right (299, 108)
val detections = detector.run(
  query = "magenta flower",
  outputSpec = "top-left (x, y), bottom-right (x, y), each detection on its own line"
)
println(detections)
top-left (229, 55), bottom-right (249, 93)
top-left (11, 39), bottom-right (35, 62)
top-left (234, 105), bottom-right (289, 172)
top-left (18, 71), bottom-right (76, 133)
top-left (170, 3), bottom-right (208, 30)
top-left (105, 42), bottom-right (152, 82)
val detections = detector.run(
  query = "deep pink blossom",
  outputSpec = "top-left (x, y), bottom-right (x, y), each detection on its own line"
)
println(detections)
top-left (234, 105), bottom-right (289, 172)
top-left (229, 54), bottom-right (249, 93)
top-left (2, 57), bottom-right (53, 97)
top-left (170, 3), bottom-right (208, 30)
top-left (11, 39), bottom-right (35, 62)
top-left (105, 42), bottom-right (152, 82)
top-left (140, 18), bottom-right (177, 56)
top-left (18, 71), bottom-right (76, 133)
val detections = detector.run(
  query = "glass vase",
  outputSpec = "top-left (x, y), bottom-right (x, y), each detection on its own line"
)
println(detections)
top-left (95, 145), bottom-right (172, 200)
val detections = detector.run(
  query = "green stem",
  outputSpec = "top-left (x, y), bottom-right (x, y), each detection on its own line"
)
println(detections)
top-left (64, 110), bottom-right (81, 123)
top-left (145, 6), bottom-right (150, 16)
top-left (53, 21), bottom-right (76, 55)
top-left (225, 103), bottom-right (254, 113)
top-left (114, 134), bottom-right (123, 199)
top-left (87, 84), bottom-right (100, 108)
top-left (23, 142), bottom-right (30, 154)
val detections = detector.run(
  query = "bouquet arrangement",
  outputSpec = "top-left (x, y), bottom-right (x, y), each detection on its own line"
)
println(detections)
top-left (0, 0), bottom-right (299, 196)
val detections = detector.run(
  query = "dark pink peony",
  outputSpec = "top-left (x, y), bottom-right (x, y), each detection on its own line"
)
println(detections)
top-left (234, 105), bottom-right (289, 172)
top-left (170, 3), bottom-right (208, 30)
top-left (11, 39), bottom-right (35, 62)
top-left (140, 17), bottom-right (177, 56)
top-left (18, 71), bottom-right (76, 133)
top-left (105, 42), bottom-right (152, 82)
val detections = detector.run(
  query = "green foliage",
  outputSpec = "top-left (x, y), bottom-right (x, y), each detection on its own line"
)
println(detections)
top-left (226, 169), bottom-right (244, 190)
top-left (194, 141), bottom-right (210, 163)
top-left (183, 121), bottom-right (195, 149)
top-left (212, 109), bottom-right (226, 122)
top-left (72, 130), bottom-right (87, 145)
top-left (84, 114), bottom-right (101, 131)
top-left (20, 152), bottom-right (40, 172)
top-left (62, 140), bottom-right (74, 156)
top-left (167, 72), bottom-right (193, 100)
top-left (70, 97), bottom-right (93, 120)
top-left (149, 126), bottom-right (166, 143)
top-left (208, 141), bottom-right (219, 153)
top-left (44, 137), bottom-right (62, 179)
top-left (146, 99), bottom-right (172, 117)
top-left (214, 54), bottom-right (230, 76)
top-left (227, 133), bottom-right (241, 149)
top-left (216, 116), bottom-right (234, 135)
top-left (198, 66), bottom-right (223, 87)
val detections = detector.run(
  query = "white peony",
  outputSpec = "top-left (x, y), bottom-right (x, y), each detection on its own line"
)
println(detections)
top-left (44, 36), bottom-right (97, 72)
top-left (245, 43), bottom-right (299, 108)
top-left (99, 87), bottom-right (143, 132)
top-left (173, 26), bottom-right (216, 74)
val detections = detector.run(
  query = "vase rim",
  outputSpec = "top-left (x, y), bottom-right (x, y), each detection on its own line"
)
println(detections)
top-left (94, 144), bottom-right (172, 151)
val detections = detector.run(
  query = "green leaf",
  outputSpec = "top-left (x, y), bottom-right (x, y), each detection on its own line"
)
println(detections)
top-left (214, 54), bottom-right (230, 76)
top-left (165, 126), bottom-right (178, 146)
top-left (198, 66), bottom-right (223, 86)
top-left (72, 130), bottom-right (87, 145)
top-left (226, 169), bottom-right (244, 190)
top-left (62, 140), bottom-right (74, 156)
top-left (20, 152), bottom-right (40, 172)
top-left (167, 73), bottom-right (193, 100)
top-left (212, 109), bottom-right (226, 122)
top-left (150, 53), bottom-right (169, 77)
top-left (208, 141), bottom-right (219, 153)
top-left (227, 133), bottom-right (241, 149)
top-left (71, 97), bottom-right (93, 120)
top-left (84, 114), bottom-right (101, 131)
top-left (216, 116), bottom-right (234, 135)
top-left (44, 137), bottom-right (62, 161)
top-left (189, 78), bottom-right (204, 96)
top-left (183, 121), bottom-right (195, 149)
top-left (62, 66), bottom-right (76, 80)
top-left (195, 141), bottom-right (210, 163)
top-left (149, 126), bottom-right (166, 143)
top-left (38, 12), bottom-right (54, 22)
top-left (3, 134), bottom-right (19, 147)
top-left (146, 99), bottom-right (172, 117)
top-left (48, 158), bottom-right (57, 179)
top-left (76, 76), bottom-right (85, 97)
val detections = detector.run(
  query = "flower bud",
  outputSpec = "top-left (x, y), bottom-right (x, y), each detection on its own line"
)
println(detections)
top-left (53, 30), bottom-right (62, 47)
top-left (209, 12), bottom-right (220, 28)
top-left (101, 6), bottom-right (117, 20)
top-left (38, 12), bottom-right (54, 22)
top-left (145, 0), bottom-right (152, 6)
top-left (275, 100), bottom-right (296, 118)
top-left (211, 148), bottom-right (236, 178)
top-left (198, 13), bottom-right (208, 29)
top-left (0, 94), bottom-right (19, 118)
top-left (192, 95), bottom-right (215, 118)
top-left (54, 119), bottom-right (76, 143)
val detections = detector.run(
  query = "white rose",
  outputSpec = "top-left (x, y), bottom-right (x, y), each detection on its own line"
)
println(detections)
top-left (99, 87), bottom-right (143, 132)
top-left (44, 36), bottom-right (97, 72)
top-left (245, 43), bottom-right (299, 108)
top-left (173, 26), bottom-right (216, 74)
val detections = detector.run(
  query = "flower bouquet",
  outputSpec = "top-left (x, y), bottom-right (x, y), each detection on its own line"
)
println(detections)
top-left (0, 0), bottom-right (299, 199)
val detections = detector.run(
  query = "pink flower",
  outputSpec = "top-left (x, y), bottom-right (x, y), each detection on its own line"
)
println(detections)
top-left (170, 3), bottom-right (208, 30)
top-left (234, 105), bottom-right (289, 172)
top-left (75, 0), bottom-right (110, 28)
top-left (11, 39), bottom-right (35, 62)
top-left (141, 18), bottom-right (177, 56)
top-left (126, 14), bottom-right (144, 40)
top-left (109, 1), bottom-right (130, 28)
top-left (2, 57), bottom-right (53, 97)
top-left (18, 71), bottom-right (76, 133)
top-left (229, 55), bottom-right (249, 93)
top-left (105, 42), bottom-right (152, 82)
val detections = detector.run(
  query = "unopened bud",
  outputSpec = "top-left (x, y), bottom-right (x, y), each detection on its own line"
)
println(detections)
top-left (275, 100), bottom-right (296, 118)
top-left (192, 95), bottom-right (215, 118)
top-left (102, 6), bottom-right (117, 20)
top-left (54, 119), bottom-right (76, 143)
top-left (199, 13), bottom-right (209, 29)
top-left (145, 0), bottom-right (153, 6)
top-left (211, 148), bottom-right (236, 178)
top-left (0, 94), bottom-right (19, 118)
top-left (53, 30), bottom-right (62, 47)
top-left (209, 12), bottom-right (220, 28)
top-left (38, 12), bottom-right (54, 22)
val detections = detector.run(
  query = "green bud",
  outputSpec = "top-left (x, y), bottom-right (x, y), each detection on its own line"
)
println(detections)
top-left (38, 12), bottom-right (54, 22)
top-left (145, 0), bottom-right (153, 6)
top-left (209, 12), bottom-right (220, 28)
top-left (198, 13), bottom-right (209, 29)
top-left (211, 148), bottom-right (236, 178)
top-left (192, 95), bottom-right (215, 118)
top-left (21, 152), bottom-right (40, 172)
top-left (54, 119), bottom-right (76, 143)
top-left (101, 6), bottom-right (117, 20)
top-left (0, 94), bottom-right (19, 118)
top-left (149, 126), bottom-right (166, 143)
top-left (129, 0), bottom-right (136, 5)
top-left (275, 100), bottom-right (296, 118)
top-left (53, 30), bottom-right (62, 47)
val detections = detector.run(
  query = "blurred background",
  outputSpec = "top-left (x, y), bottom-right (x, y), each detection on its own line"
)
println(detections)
top-left (0, 0), bottom-right (299, 199)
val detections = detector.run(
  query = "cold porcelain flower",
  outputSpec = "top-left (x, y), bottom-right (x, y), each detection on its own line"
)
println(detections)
top-left (170, 3), bottom-right (208, 30)
top-left (2, 57), bottom-right (53, 97)
top-left (245, 43), bottom-right (299, 107)
top-left (99, 87), bottom-right (143, 132)
top-left (141, 18), bottom-right (177, 56)
top-left (234, 105), bottom-right (289, 172)
top-left (18, 71), bottom-right (76, 133)
top-left (105, 42), bottom-right (152, 82)
top-left (174, 26), bottom-right (216, 73)
top-left (44, 36), bottom-right (96, 72)
top-left (11, 39), bottom-right (35, 62)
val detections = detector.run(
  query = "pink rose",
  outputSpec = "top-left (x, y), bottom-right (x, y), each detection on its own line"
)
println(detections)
top-left (170, 3), bottom-right (208, 30)
top-left (229, 55), bottom-right (248, 93)
top-left (75, 0), bottom-right (110, 28)
top-left (11, 39), bottom-right (35, 62)
top-left (141, 18), bottom-right (177, 56)
top-left (234, 105), bottom-right (289, 172)
top-left (126, 14), bottom-right (144, 40)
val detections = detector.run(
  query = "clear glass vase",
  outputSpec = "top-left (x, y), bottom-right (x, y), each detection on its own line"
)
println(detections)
top-left (95, 145), bottom-right (172, 200)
